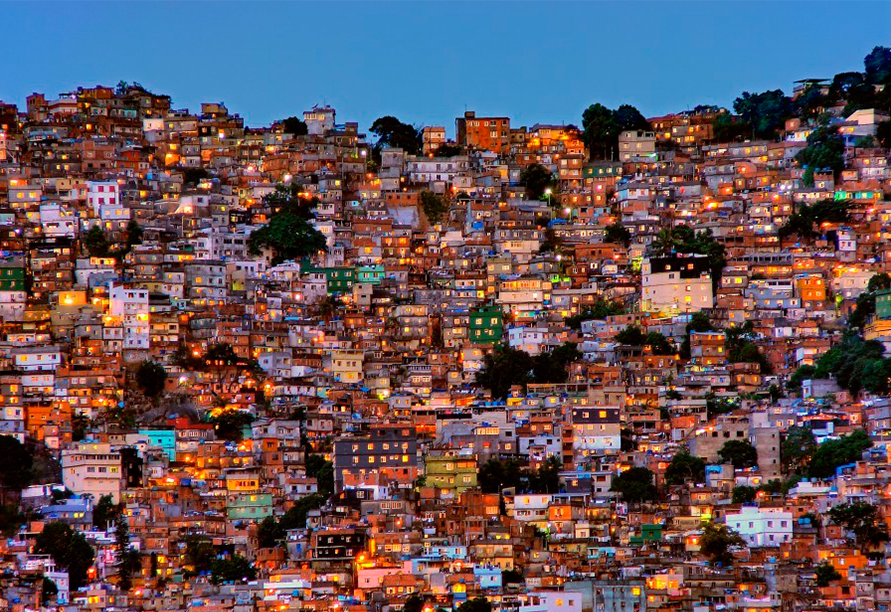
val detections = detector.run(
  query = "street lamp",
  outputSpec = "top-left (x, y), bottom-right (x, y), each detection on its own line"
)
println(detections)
top-left (544, 188), bottom-right (552, 206)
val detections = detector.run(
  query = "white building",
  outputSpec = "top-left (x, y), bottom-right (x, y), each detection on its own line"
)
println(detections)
top-left (109, 284), bottom-right (150, 360)
top-left (725, 506), bottom-right (793, 548)
top-left (61, 441), bottom-right (123, 504)
top-left (520, 591), bottom-right (584, 612)
top-left (642, 255), bottom-right (713, 314)
top-left (87, 181), bottom-right (129, 230)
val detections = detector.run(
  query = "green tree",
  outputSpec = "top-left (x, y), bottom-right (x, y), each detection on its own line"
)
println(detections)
top-left (456, 597), bottom-right (492, 612)
top-left (370, 115), bottom-right (421, 158)
top-left (604, 222), bottom-right (631, 246)
top-left (565, 300), bottom-right (625, 329)
top-left (478, 458), bottom-right (523, 494)
top-left (257, 516), bottom-right (283, 549)
top-left (279, 494), bottom-right (327, 531)
top-left (718, 439), bottom-right (758, 469)
top-left (582, 103), bottom-right (619, 159)
top-left (434, 143), bottom-right (463, 157)
top-left (282, 116), bottom-right (308, 137)
top-left (519, 163), bottom-right (555, 201)
top-left (815, 562), bottom-right (842, 587)
top-left (184, 536), bottom-right (216, 576)
top-left (796, 126), bottom-right (846, 186)
top-left (209, 411), bottom-right (255, 442)
top-left (475, 347), bottom-right (534, 399)
top-left (115, 515), bottom-right (141, 591)
top-left (0, 436), bottom-right (32, 496)
top-left (41, 576), bottom-right (58, 604)
top-left (828, 501), bottom-right (889, 548)
top-left (610, 467), bottom-right (657, 504)
top-left (93, 494), bottom-right (121, 530)
top-left (700, 521), bottom-right (745, 567)
top-left (650, 225), bottom-right (726, 287)
top-left (125, 219), bottom-right (143, 249)
top-left (420, 190), bottom-right (448, 224)
top-left (526, 456), bottom-right (562, 494)
top-left (877, 121), bottom-right (891, 148)
top-left (732, 485), bottom-right (757, 504)
top-left (865, 46), bottom-right (891, 84)
top-left (733, 90), bottom-right (792, 139)
top-left (665, 450), bottom-right (705, 486)
top-left (306, 454), bottom-right (334, 498)
top-left (248, 211), bottom-right (327, 265)
top-left (210, 554), bottom-right (256, 585)
top-left (35, 522), bottom-right (95, 590)
top-left (532, 342), bottom-right (582, 384)
top-left (402, 594), bottom-right (425, 612)
top-left (581, 103), bottom-right (649, 160)
top-left (809, 429), bottom-right (873, 478)
top-left (781, 425), bottom-right (817, 474)
top-left (84, 225), bottom-right (111, 258)
top-left (645, 332), bottom-right (675, 355)
top-left (615, 325), bottom-right (646, 346)
top-left (136, 360), bottom-right (168, 399)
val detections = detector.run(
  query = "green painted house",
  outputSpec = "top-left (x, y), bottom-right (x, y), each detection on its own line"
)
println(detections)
top-left (226, 493), bottom-right (274, 522)
top-left (0, 265), bottom-right (25, 291)
top-left (425, 452), bottom-right (478, 495)
top-left (357, 265), bottom-right (385, 285)
top-left (469, 306), bottom-right (503, 344)
top-left (301, 263), bottom-right (356, 294)
top-left (877, 289), bottom-right (891, 320)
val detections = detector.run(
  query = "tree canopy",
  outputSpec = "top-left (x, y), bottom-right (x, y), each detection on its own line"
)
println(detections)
top-left (420, 190), bottom-right (448, 224)
top-left (732, 90), bottom-right (792, 139)
top-left (581, 103), bottom-right (649, 160)
top-left (0, 436), bottom-right (32, 493)
top-left (282, 116), bottom-right (308, 137)
top-left (665, 450), bottom-right (706, 485)
top-left (610, 467), bottom-right (657, 504)
top-left (370, 116), bottom-right (422, 157)
top-left (718, 439), bottom-right (759, 469)
top-left (35, 522), bottom-right (95, 590)
top-left (136, 360), bottom-right (168, 399)
top-left (700, 521), bottom-right (745, 566)
top-left (519, 163), bottom-right (555, 201)
top-left (808, 429), bottom-right (873, 478)
top-left (828, 501), bottom-right (889, 548)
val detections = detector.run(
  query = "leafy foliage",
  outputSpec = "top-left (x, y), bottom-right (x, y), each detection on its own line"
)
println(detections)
top-left (35, 522), bottom-right (95, 590)
top-left (604, 222), bottom-right (631, 246)
top-left (582, 103), bottom-right (649, 159)
top-left (733, 89), bottom-right (792, 139)
top-left (136, 360), bottom-right (168, 399)
top-left (478, 456), bottom-right (562, 494)
top-left (370, 115), bottom-right (421, 158)
top-left (725, 321), bottom-right (771, 374)
top-left (519, 164), bottom-right (555, 201)
top-left (93, 494), bottom-right (121, 530)
top-left (779, 198), bottom-right (852, 241)
top-left (565, 300), bottom-right (625, 329)
top-left (0, 436), bottom-right (32, 492)
top-left (828, 501), bottom-right (889, 548)
top-left (700, 521), bottom-right (745, 567)
top-left (815, 562), bottom-right (842, 587)
top-left (610, 467), bottom-right (658, 504)
top-left (650, 225), bottom-right (726, 286)
top-left (282, 116), bottom-right (308, 137)
top-left (209, 411), bottom-right (255, 442)
top-left (456, 597), bottom-right (492, 612)
top-left (420, 190), bottom-right (448, 224)
top-left (732, 485), bottom-right (757, 504)
top-left (210, 554), bottom-right (257, 585)
top-left (718, 439), bottom-right (758, 469)
top-left (781, 425), bottom-right (817, 474)
top-left (813, 333), bottom-right (891, 395)
top-left (795, 127), bottom-right (846, 186)
top-left (248, 211), bottom-right (326, 265)
top-left (475, 347), bottom-right (533, 399)
top-left (809, 430), bottom-right (873, 478)
top-left (664, 450), bottom-right (705, 485)
top-left (84, 225), bottom-right (111, 258)
top-left (865, 46), bottom-right (891, 84)
top-left (306, 454), bottom-right (334, 498)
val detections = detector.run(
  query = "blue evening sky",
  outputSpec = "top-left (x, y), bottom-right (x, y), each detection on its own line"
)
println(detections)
top-left (2, 2), bottom-right (889, 135)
